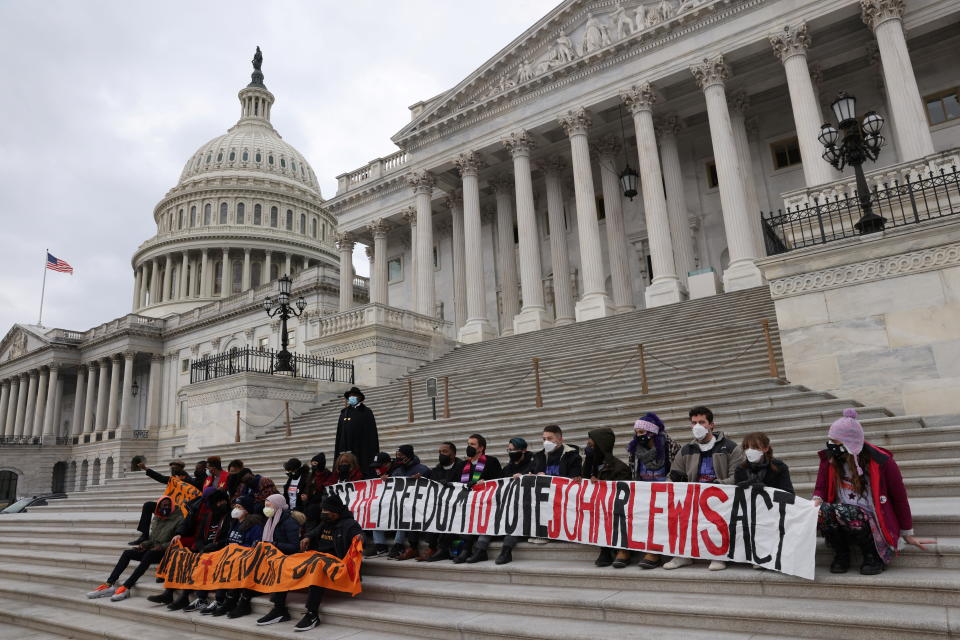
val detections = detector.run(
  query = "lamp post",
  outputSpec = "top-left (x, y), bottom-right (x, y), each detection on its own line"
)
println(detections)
top-left (818, 92), bottom-right (887, 234)
top-left (262, 274), bottom-right (306, 373)
top-left (617, 104), bottom-right (639, 200)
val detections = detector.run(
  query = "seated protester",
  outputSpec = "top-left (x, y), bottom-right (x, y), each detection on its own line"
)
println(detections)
top-left (236, 467), bottom-right (279, 514)
top-left (281, 458), bottom-right (310, 515)
top-left (202, 456), bottom-right (230, 491)
top-left (87, 496), bottom-right (183, 602)
top-left (531, 425), bottom-right (582, 479)
top-left (240, 493), bottom-right (303, 625)
top-left (627, 413), bottom-right (670, 569)
top-left (305, 453), bottom-right (336, 504)
top-left (454, 434), bottom-right (503, 565)
top-left (334, 452), bottom-right (365, 484)
top-left (207, 496), bottom-right (265, 617)
top-left (735, 432), bottom-right (794, 494)
top-left (420, 442), bottom-right (464, 562)
top-left (664, 405), bottom-right (745, 571)
top-left (189, 460), bottom-right (208, 490)
top-left (369, 451), bottom-right (391, 478)
top-left (374, 445), bottom-right (431, 561)
top-left (128, 459), bottom-right (190, 545)
top-left (225, 459), bottom-right (246, 498)
top-left (474, 438), bottom-right (533, 566)
top-left (581, 427), bottom-right (631, 568)
top-left (813, 409), bottom-right (929, 575)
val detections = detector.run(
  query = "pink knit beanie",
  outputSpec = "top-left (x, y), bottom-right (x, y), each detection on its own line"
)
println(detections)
top-left (633, 419), bottom-right (660, 435)
top-left (828, 408), bottom-right (865, 474)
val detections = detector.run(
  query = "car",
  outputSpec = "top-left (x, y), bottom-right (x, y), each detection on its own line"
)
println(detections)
top-left (0, 493), bottom-right (67, 514)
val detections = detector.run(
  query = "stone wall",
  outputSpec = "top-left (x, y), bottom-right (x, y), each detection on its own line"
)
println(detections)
top-left (759, 218), bottom-right (960, 419)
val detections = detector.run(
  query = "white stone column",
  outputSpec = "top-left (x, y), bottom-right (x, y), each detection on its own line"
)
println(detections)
top-left (593, 135), bottom-right (640, 312)
top-left (558, 108), bottom-right (614, 321)
top-left (242, 248), bottom-right (252, 291)
top-left (337, 233), bottom-right (355, 312)
top-left (769, 24), bottom-right (837, 186)
top-left (179, 252), bottom-right (189, 300)
top-left (656, 116), bottom-right (696, 284)
top-left (368, 219), bottom-right (389, 305)
top-left (264, 251), bottom-right (273, 285)
top-left (455, 152), bottom-right (497, 343)
top-left (690, 57), bottom-right (764, 291)
top-left (162, 254), bottom-right (172, 302)
top-left (137, 265), bottom-right (148, 308)
top-left (106, 354), bottom-right (122, 431)
top-left (118, 351), bottom-right (136, 434)
top-left (32, 367), bottom-right (48, 438)
top-left (71, 365), bottom-right (86, 437)
top-left (862, 0), bottom-right (934, 161)
top-left (149, 258), bottom-right (160, 305)
top-left (542, 159), bottom-right (576, 325)
top-left (621, 85), bottom-right (686, 307)
top-left (146, 354), bottom-right (163, 430)
top-left (0, 380), bottom-right (9, 437)
top-left (727, 92), bottom-right (766, 260)
top-left (407, 171), bottom-right (436, 317)
top-left (221, 248), bottom-right (230, 297)
top-left (3, 379), bottom-right (17, 438)
top-left (132, 267), bottom-right (142, 311)
top-left (490, 174), bottom-right (519, 335)
top-left (401, 206), bottom-right (418, 312)
top-left (83, 362), bottom-right (98, 434)
top-left (446, 193), bottom-right (468, 329)
top-left (13, 373), bottom-right (28, 437)
top-left (53, 376), bottom-right (63, 437)
top-left (42, 364), bottom-right (60, 437)
top-left (200, 249), bottom-right (210, 297)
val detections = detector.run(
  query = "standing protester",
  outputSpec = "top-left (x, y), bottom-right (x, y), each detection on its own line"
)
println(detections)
top-left (128, 459), bottom-right (190, 545)
top-left (334, 387), bottom-right (379, 476)
top-left (626, 413), bottom-right (671, 569)
top-left (813, 409), bottom-right (929, 575)
top-left (455, 434), bottom-right (503, 564)
top-left (282, 458), bottom-right (310, 513)
top-left (581, 427), bottom-right (631, 568)
top-left (665, 406), bottom-right (745, 571)
top-left (420, 442), bottom-right (464, 562)
top-left (87, 496), bottom-right (183, 602)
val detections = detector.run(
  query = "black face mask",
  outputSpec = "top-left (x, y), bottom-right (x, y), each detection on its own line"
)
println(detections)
top-left (338, 464), bottom-right (351, 475)
top-left (319, 512), bottom-right (334, 523)
top-left (438, 454), bottom-right (452, 467)
top-left (244, 476), bottom-right (257, 488)
top-left (508, 451), bottom-right (524, 462)
top-left (285, 470), bottom-right (297, 477)
top-left (826, 442), bottom-right (847, 459)
top-left (636, 434), bottom-right (650, 444)
top-left (465, 445), bottom-right (478, 459)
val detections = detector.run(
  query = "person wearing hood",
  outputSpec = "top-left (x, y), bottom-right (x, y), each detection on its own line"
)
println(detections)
top-left (471, 438), bottom-right (533, 566)
top-left (664, 406), bottom-right (745, 571)
top-left (531, 425), bottom-right (582, 479)
top-left (373, 445), bottom-right (432, 561)
top-left (306, 453), bottom-right (336, 503)
top-left (580, 427), bottom-right (631, 568)
top-left (206, 496), bottom-right (266, 617)
top-left (87, 496), bottom-right (183, 602)
top-left (334, 386), bottom-right (379, 477)
top-left (282, 458), bottom-right (310, 514)
top-left (625, 413), bottom-right (673, 569)
top-left (419, 442), bottom-right (464, 562)
top-left (128, 459), bottom-right (191, 546)
top-left (454, 434), bottom-right (503, 565)
top-left (812, 409), bottom-right (930, 575)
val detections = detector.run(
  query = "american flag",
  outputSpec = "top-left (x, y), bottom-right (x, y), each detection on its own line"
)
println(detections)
top-left (46, 252), bottom-right (73, 274)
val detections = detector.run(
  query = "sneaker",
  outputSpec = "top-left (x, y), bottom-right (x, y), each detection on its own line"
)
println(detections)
top-left (527, 537), bottom-right (549, 545)
top-left (363, 544), bottom-right (388, 558)
top-left (426, 549), bottom-right (450, 562)
top-left (147, 591), bottom-right (174, 605)
top-left (109, 586), bottom-right (130, 601)
top-left (86, 584), bottom-right (115, 599)
top-left (494, 548), bottom-right (513, 565)
top-left (708, 560), bottom-right (727, 571)
top-left (127, 535), bottom-right (147, 546)
top-left (199, 600), bottom-right (221, 615)
top-left (226, 596), bottom-right (252, 619)
top-left (183, 598), bottom-right (208, 613)
top-left (294, 612), bottom-right (320, 632)
top-left (211, 599), bottom-right (237, 617)
top-left (396, 547), bottom-right (418, 561)
top-left (662, 557), bottom-right (693, 570)
top-left (612, 550), bottom-right (630, 569)
top-left (256, 606), bottom-right (291, 626)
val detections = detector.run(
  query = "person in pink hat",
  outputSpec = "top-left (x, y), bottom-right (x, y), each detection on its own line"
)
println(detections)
top-left (812, 408), bottom-right (932, 575)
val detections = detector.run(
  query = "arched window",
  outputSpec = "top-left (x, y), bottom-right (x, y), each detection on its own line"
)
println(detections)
top-left (92, 459), bottom-right (101, 486)
top-left (251, 263), bottom-right (262, 289)
top-left (228, 151), bottom-right (235, 161)
top-left (280, 158), bottom-right (286, 169)
top-left (286, 210), bottom-right (293, 230)
top-left (255, 152), bottom-right (262, 163)
top-left (178, 208), bottom-right (184, 229)
top-left (214, 261), bottom-right (223, 295)
top-left (270, 263), bottom-right (279, 280)
top-left (206, 153), bottom-right (212, 164)
top-left (232, 260), bottom-right (242, 293)
top-left (216, 152), bottom-right (223, 162)
top-left (204, 203), bottom-right (212, 225)
top-left (268, 155), bottom-right (274, 165)
top-left (190, 206), bottom-right (196, 227)
top-left (52, 461), bottom-right (67, 493)
top-left (311, 218), bottom-right (317, 238)
top-left (253, 204), bottom-right (262, 225)
top-left (242, 150), bottom-right (249, 162)
top-left (219, 202), bottom-right (228, 224)
top-left (270, 206), bottom-right (278, 227)
top-left (291, 160), bottom-right (297, 172)
top-left (236, 202), bottom-right (245, 225)
top-left (300, 213), bottom-right (306, 233)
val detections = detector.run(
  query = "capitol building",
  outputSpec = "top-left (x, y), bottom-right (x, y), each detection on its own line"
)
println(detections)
top-left (0, 0), bottom-right (959, 499)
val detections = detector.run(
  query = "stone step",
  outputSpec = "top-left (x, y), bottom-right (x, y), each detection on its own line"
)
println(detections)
top-left (0, 619), bottom-right (69, 640)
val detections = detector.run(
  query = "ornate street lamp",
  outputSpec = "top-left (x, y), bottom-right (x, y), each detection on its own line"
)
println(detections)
top-left (262, 274), bottom-right (306, 373)
top-left (818, 91), bottom-right (887, 234)
top-left (618, 104), bottom-right (639, 200)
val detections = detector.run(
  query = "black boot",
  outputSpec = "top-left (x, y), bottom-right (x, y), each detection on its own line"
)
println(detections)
top-left (495, 547), bottom-right (513, 565)
top-left (426, 548), bottom-right (450, 562)
top-left (594, 548), bottom-right (613, 568)
top-left (166, 592), bottom-right (190, 611)
top-left (825, 533), bottom-right (851, 574)
top-left (465, 548), bottom-right (488, 564)
top-left (211, 595), bottom-right (237, 617)
top-left (858, 538), bottom-right (885, 575)
top-left (128, 535), bottom-right (148, 546)
top-left (227, 594), bottom-right (253, 619)
top-left (147, 589), bottom-right (174, 605)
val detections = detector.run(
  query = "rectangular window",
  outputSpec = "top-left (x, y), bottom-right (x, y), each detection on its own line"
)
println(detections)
top-left (287, 328), bottom-right (296, 349)
top-left (596, 196), bottom-right (606, 220)
top-left (705, 161), bottom-right (719, 189)
top-left (270, 206), bottom-right (278, 227)
top-left (770, 136), bottom-right (803, 169)
top-left (433, 245), bottom-right (440, 270)
top-left (254, 204), bottom-right (262, 225)
top-left (925, 88), bottom-right (960, 125)
top-left (286, 210), bottom-right (293, 230)
top-left (387, 257), bottom-right (403, 283)
top-left (257, 336), bottom-right (270, 349)
top-left (180, 358), bottom-right (189, 373)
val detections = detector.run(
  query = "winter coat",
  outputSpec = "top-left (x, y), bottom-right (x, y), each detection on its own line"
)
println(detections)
top-left (531, 443), bottom-right (582, 478)
top-left (145, 467), bottom-right (182, 486)
top-left (503, 451), bottom-right (535, 477)
top-left (388, 455), bottom-right (432, 479)
top-left (265, 510), bottom-right (302, 555)
top-left (459, 455), bottom-right (503, 485)
top-left (431, 458), bottom-right (465, 483)
top-left (282, 467), bottom-right (311, 512)
top-left (813, 443), bottom-right (913, 545)
top-left (628, 436), bottom-right (670, 481)
top-left (334, 403), bottom-right (379, 476)
top-left (225, 514), bottom-right (265, 548)
top-left (582, 428), bottom-right (631, 481)
top-left (303, 511), bottom-right (364, 559)
top-left (175, 496), bottom-right (230, 552)
top-left (202, 469), bottom-right (230, 491)
top-left (734, 458), bottom-right (794, 494)
top-left (671, 431), bottom-right (745, 485)
top-left (143, 508), bottom-right (183, 551)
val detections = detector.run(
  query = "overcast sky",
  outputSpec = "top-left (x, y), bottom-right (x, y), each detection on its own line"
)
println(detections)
top-left (0, 0), bottom-right (557, 334)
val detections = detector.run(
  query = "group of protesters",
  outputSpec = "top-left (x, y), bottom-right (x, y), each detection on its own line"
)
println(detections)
top-left (85, 385), bottom-right (927, 631)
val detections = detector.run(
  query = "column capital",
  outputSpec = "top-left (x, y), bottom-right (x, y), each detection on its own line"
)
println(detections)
top-left (406, 170), bottom-right (435, 195)
top-left (243, 247), bottom-right (251, 255)
top-left (46, 363), bottom-right (60, 372)
top-left (769, 23), bottom-right (811, 63)
top-left (111, 353), bottom-right (122, 363)
top-left (592, 134), bottom-right (621, 159)
top-left (690, 56), bottom-right (729, 90)
top-left (537, 156), bottom-right (567, 176)
top-left (455, 151), bottom-right (484, 177)
top-left (502, 129), bottom-right (535, 157)
top-left (151, 353), bottom-right (165, 362)
top-left (368, 218), bottom-right (390, 238)
top-left (28, 369), bottom-right (38, 378)
top-left (558, 107), bottom-right (592, 136)
top-left (654, 114), bottom-right (683, 137)
top-left (122, 350), bottom-right (136, 360)
top-left (727, 90), bottom-right (751, 115)
top-left (89, 359), bottom-right (101, 370)
top-left (861, 0), bottom-right (904, 31)
top-left (620, 82), bottom-right (658, 114)
top-left (488, 174), bottom-right (514, 195)
top-left (335, 232), bottom-right (355, 251)
top-left (365, 245), bottom-right (374, 261)
top-left (443, 189), bottom-right (463, 210)
top-left (401, 205), bottom-right (418, 226)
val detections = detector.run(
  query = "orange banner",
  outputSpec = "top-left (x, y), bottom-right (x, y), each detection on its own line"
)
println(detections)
top-left (163, 477), bottom-right (201, 516)
top-left (154, 538), bottom-right (364, 596)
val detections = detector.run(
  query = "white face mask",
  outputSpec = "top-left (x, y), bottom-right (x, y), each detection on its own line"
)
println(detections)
top-left (231, 508), bottom-right (245, 520)
top-left (262, 506), bottom-right (276, 518)
top-left (692, 424), bottom-right (709, 441)
top-left (745, 448), bottom-right (764, 464)
top-left (543, 440), bottom-right (557, 453)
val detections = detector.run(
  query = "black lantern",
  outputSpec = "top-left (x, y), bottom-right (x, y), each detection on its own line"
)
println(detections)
top-left (262, 274), bottom-right (306, 372)
top-left (131, 380), bottom-right (139, 397)
top-left (618, 104), bottom-right (639, 200)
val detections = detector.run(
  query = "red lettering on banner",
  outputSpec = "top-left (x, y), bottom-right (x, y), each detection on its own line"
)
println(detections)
top-left (592, 481), bottom-right (609, 545)
top-left (667, 483), bottom-right (694, 555)
top-left (563, 480), bottom-right (580, 540)
top-left (699, 485), bottom-right (730, 556)
top-left (476, 484), bottom-right (496, 533)
top-left (547, 477), bottom-right (569, 539)
top-left (690, 484), bottom-right (701, 556)
top-left (363, 480), bottom-right (382, 529)
top-left (646, 483), bottom-right (667, 552)
top-left (626, 483), bottom-right (645, 550)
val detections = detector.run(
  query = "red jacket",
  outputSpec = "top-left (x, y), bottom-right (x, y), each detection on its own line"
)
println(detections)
top-left (202, 469), bottom-right (229, 492)
top-left (813, 443), bottom-right (913, 546)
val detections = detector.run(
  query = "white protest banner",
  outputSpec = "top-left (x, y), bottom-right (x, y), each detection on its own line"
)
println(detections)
top-left (329, 476), bottom-right (819, 580)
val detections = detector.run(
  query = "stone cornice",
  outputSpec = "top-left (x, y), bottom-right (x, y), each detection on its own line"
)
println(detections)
top-left (133, 230), bottom-right (338, 266)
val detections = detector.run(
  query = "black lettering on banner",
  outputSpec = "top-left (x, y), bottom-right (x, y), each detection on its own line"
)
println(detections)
top-left (377, 477), bottom-right (393, 527)
top-left (493, 478), bottom-right (515, 533)
top-left (342, 484), bottom-right (355, 514)
top-left (410, 477), bottom-right (427, 531)
top-left (727, 486), bottom-right (752, 561)
top-left (421, 481), bottom-right (440, 531)
top-left (750, 486), bottom-right (774, 566)
top-left (435, 484), bottom-right (454, 532)
top-left (291, 553), bottom-right (326, 579)
top-left (396, 477), bottom-right (412, 530)
top-left (534, 475), bottom-right (552, 539)
top-left (451, 485), bottom-right (470, 530)
top-left (213, 546), bottom-right (243, 583)
top-left (517, 475), bottom-right (535, 537)
top-left (772, 490), bottom-right (795, 571)
top-left (610, 481), bottom-right (632, 548)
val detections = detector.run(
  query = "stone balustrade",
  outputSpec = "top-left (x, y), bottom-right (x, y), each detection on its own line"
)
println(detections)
top-left (335, 150), bottom-right (410, 195)
top-left (316, 303), bottom-right (454, 340)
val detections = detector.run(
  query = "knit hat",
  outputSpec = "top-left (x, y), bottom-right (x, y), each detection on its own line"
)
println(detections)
top-left (828, 408), bottom-right (865, 475)
top-left (231, 495), bottom-right (254, 512)
top-left (633, 419), bottom-right (660, 435)
top-left (509, 437), bottom-right (528, 451)
top-left (321, 493), bottom-right (348, 515)
top-left (397, 444), bottom-right (415, 459)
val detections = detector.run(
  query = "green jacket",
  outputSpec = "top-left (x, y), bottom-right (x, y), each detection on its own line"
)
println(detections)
top-left (143, 510), bottom-right (184, 551)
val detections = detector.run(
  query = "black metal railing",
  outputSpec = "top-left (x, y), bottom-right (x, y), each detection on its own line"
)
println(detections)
top-left (762, 165), bottom-right (960, 255)
top-left (189, 346), bottom-right (354, 384)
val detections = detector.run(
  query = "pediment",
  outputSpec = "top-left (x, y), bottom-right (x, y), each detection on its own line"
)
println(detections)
top-left (0, 325), bottom-right (48, 364)
top-left (393, 0), bottom-right (719, 147)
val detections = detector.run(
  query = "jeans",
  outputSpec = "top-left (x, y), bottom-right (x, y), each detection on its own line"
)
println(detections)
top-left (372, 530), bottom-right (407, 546)
top-left (107, 547), bottom-right (165, 588)
top-left (273, 586), bottom-right (324, 613)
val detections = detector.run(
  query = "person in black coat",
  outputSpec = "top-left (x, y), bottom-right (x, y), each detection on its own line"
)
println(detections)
top-left (530, 425), bottom-right (583, 478)
top-left (281, 457), bottom-right (311, 513)
top-left (334, 387), bottom-right (379, 478)
top-left (418, 442), bottom-right (464, 562)
top-left (734, 432), bottom-right (795, 494)
top-left (472, 437), bottom-right (533, 566)
top-left (454, 434), bottom-right (503, 565)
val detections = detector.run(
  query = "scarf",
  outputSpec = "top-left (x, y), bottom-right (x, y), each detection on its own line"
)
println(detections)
top-left (261, 494), bottom-right (287, 543)
top-left (460, 455), bottom-right (487, 484)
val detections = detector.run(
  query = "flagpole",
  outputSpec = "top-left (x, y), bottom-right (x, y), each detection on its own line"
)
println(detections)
top-left (38, 249), bottom-right (48, 327)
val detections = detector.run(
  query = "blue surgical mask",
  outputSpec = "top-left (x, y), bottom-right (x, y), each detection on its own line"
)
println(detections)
top-left (347, 396), bottom-right (359, 406)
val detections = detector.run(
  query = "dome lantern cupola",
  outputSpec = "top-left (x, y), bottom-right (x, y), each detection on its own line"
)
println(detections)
top-left (238, 46), bottom-right (274, 126)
